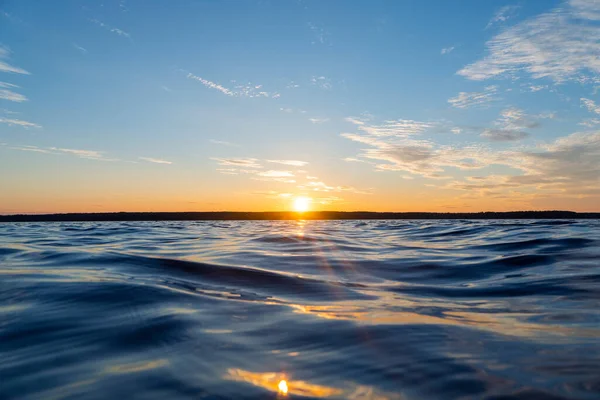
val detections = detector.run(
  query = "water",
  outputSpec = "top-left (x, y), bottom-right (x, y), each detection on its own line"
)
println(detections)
top-left (1, 220), bottom-right (599, 400)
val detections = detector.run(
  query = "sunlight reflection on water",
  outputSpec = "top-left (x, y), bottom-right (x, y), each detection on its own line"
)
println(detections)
top-left (0, 220), bottom-right (599, 399)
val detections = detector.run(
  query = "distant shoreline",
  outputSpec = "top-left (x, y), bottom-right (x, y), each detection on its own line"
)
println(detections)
top-left (0, 211), bottom-right (599, 222)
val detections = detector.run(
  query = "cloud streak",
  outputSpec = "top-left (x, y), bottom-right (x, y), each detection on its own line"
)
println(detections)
top-left (342, 118), bottom-right (499, 179)
top-left (581, 98), bottom-right (600, 115)
top-left (258, 170), bottom-right (294, 178)
top-left (481, 129), bottom-right (528, 142)
top-left (346, 116), bottom-right (435, 137)
top-left (266, 160), bottom-right (308, 167)
top-left (7, 145), bottom-right (118, 161)
top-left (459, 0), bottom-right (600, 83)
top-left (139, 157), bottom-right (172, 164)
top-left (0, 46), bottom-right (29, 75)
top-left (187, 73), bottom-right (234, 96)
top-left (0, 117), bottom-right (40, 128)
top-left (480, 107), bottom-right (541, 142)
top-left (486, 5), bottom-right (520, 29)
top-left (0, 83), bottom-right (27, 102)
top-left (308, 22), bottom-right (331, 45)
top-left (448, 85), bottom-right (498, 109)
top-left (311, 76), bottom-right (332, 90)
top-left (342, 115), bottom-right (600, 203)
top-left (441, 46), bottom-right (455, 55)
top-left (446, 131), bottom-right (600, 199)
top-left (212, 157), bottom-right (262, 168)
top-left (210, 139), bottom-right (238, 147)
top-left (90, 19), bottom-right (131, 38)
top-left (73, 44), bottom-right (88, 54)
top-left (50, 147), bottom-right (116, 161)
top-left (186, 72), bottom-right (279, 98)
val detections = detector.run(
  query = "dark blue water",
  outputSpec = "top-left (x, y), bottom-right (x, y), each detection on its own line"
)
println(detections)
top-left (1, 220), bottom-right (599, 400)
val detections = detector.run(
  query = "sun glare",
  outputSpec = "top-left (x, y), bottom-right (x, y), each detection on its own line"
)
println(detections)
top-left (278, 379), bottom-right (288, 394)
top-left (293, 197), bottom-right (311, 212)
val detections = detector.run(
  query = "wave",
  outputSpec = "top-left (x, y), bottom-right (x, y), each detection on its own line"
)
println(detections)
top-left (1, 219), bottom-right (599, 399)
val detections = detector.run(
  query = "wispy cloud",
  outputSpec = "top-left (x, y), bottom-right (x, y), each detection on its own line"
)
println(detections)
top-left (279, 107), bottom-right (306, 114)
top-left (527, 85), bottom-right (548, 92)
top-left (212, 157), bottom-right (262, 168)
top-left (230, 81), bottom-right (280, 98)
top-left (481, 107), bottom-right (540, 142)
top-left (342, 118), bottom-right (500, 178)
top-left (216, 168), bottom-right (238, 175)
top-left (497, 107), bottom-right (540, 129)
top-left (90, 18), bottom-right (131, 38)
top-left (258, 170), bottom-right (294, 178)
top-left (448, 85), bottom-right (498, 109)
top-left (266, 160), bottom-right (308, 167)
top-left (446, 131), bottom-right (600, 199)
top-left (308, 22), bottom-right (331, 45)
top-left (345, 117), bottom-right (366, 126)
top-left (571, 0), bottom-right (600, 20)
top-left (311, 76), bottom-right (332, 90)
top-left (0, 81), bottom-right (18, 88)
top-left (5, 144), bottom-right (173, 164)
top-left (0, 82), bottom-right (27, 102)
top-left (73, 43), bottom-right (88, 54)
top-left (440, 46), bottom-right (455, 55)
top-left (346, 116), bottom-right (435, 137)
top-left (50, 147), bottom-right (116, 161)
top-left (0, 117), bottom-right (40, 128)
top-left (187, 73), bottom-right (233, 96)
top-left (8, 145), bottom-right (53, 154)
top-left (296, 180), bottom-right (371, 195)
top-left (1, 8), bottom-right (25, 26)
top-left (308, 117), bottom-right (329, 124)
top-left (340, 119), bottom-right (600, 202)
top-left (210, 139), bottom-right (238, 147)
top-left (139, 157), bottom-right (172, 164)
top-left (481, 129), bottom-right (528, 142)
top-left (485, 5), bottom-right (520, 29)
top-left (186, 72), bottom-right (279, 98)
top-left (581, 98), bottom-right (600, 115)
top-left (8, 145), bottom-right (116, 161)
top-left (579, 118), bottom-right (600, 128)
top-left (0, 46), bottom-right (29, 75)
top-left (459, 1), bottom-right (600, 83)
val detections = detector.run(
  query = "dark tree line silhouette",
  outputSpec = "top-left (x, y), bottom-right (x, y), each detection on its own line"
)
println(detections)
top-left (1, 210), bottom-right (598, 222)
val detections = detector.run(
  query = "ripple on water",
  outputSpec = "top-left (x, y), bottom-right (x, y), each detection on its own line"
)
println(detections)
top-left (0, 219), bottom-right (599, 399)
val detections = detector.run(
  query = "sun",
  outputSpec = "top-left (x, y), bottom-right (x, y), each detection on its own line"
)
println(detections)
top-left (278, 379), bottom-right (288, 395)
top-left (292, 197), bottom-right (311, 212)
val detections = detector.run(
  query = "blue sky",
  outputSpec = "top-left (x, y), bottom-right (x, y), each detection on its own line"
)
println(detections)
top-left (1, 0), bottom-right (599, 213)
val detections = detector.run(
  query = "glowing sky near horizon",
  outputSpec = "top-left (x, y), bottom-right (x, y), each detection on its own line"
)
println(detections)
top-left (1, 0), bottom-right (599, 213)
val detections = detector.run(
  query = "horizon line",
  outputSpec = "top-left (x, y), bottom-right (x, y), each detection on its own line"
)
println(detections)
top-left (1, 210), bottom-right (599, 222)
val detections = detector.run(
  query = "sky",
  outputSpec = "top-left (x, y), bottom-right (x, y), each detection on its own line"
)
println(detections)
top-left (1, 0), bottom-right (599, 214)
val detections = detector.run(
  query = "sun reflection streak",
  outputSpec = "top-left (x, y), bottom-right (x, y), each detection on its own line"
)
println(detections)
top-left (283, 291), bottom-right (600, 340)
top-left (224, 368), bottom-right (403, 399)
top-left (296, 219), bottom-right (306, 238)
top-left (224, 369), bottom-right (343, 397)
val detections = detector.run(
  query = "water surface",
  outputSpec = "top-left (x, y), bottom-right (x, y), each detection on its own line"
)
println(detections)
top-left (1, 220), bottom-right (599, 399)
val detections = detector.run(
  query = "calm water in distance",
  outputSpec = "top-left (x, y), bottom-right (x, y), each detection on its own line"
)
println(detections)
top-left (1, 220), bottom-right (599, 399)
